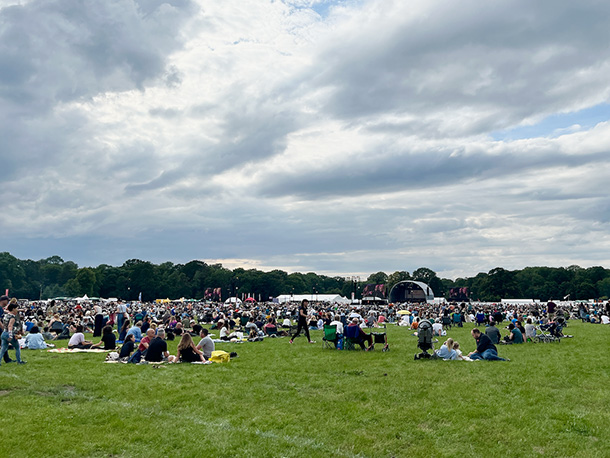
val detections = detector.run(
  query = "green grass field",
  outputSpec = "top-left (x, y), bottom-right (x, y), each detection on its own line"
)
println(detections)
top-left (0, 321), bottom-right (608, 457)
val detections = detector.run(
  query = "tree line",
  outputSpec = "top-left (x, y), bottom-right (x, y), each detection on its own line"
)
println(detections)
top-left (1, 252), bottom-right (608, 302)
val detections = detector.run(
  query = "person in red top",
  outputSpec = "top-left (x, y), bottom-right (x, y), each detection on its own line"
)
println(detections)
top-left (128, 328), bottom-right (154, 363)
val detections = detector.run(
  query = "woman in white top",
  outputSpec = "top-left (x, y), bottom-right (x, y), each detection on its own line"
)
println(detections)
top-left (524, 318), bottom-right (537, 341)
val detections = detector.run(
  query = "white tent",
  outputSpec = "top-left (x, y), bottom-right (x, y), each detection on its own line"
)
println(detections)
top-left (75, 294), bottom-right (90, 303)
top-left (275, 294), bottom-right (351, 304)
top-left (224, 297), bottom-right (242, 305)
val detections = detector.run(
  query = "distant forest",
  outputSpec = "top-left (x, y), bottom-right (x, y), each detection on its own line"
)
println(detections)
top-left (1, 252), bottom-right (609, 302)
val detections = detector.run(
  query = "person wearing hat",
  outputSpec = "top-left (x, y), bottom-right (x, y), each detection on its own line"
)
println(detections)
top-left (0, 300), bottom-right (26, 365)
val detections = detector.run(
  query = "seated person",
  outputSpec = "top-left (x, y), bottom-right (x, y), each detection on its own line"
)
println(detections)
top-left (119, 334), bottom-right (136, 359)
top-left (468, 328), bottom-right (508, 361)
top-left (263, 318), bottom-right (278, 335)
top-left (129, 328), bottom-right (155, 363)
top-left (54, 321), bottom-right (72, 340)
top-left (601, 314), bottom-right (610, 325)
top-left (24, 326), bottom-right (47, 350)
top-left (346, 318), bottom-right (373, 350)
top-left (504, 323), bottom-right (524, 344)
top-left (432, 321), bottom-right (443, 336)
top-left (326, 315), bottom-right (344, 348)
top-left (218, 320), bottom-right (238, 341)
top-left (118, 320), bottom-right (131, 341)
top-left (196, 328), bottom-right (215, 360)
top-left (308, 317), bottom-right (318, 331)
top-left (281, 318), bottom-right (292, 328)
top-left (329, 314), bottom-right (344, 336)
top-left (245, 317), bottom-right (259, 334)
top-left (126, 322), bottom-right (143, 341)
top-left (524, 318), bottom-right (536, 340)
top-left (42, 326), bottom-right (55, 342)
top-left (174, 333), bottom-right (204, 363)
top-left (68, 325), bottom-right (93, 349)
top-left (485, 321), bottom-right (501, 344)
top-left (92, 325), bottom-right (117, 350)
top-left (145, 328), bottom-right (170, 362)
top-left (452, 341), bottom-right (472, 361)
top-left (435, 338), bottom-right (457, 360)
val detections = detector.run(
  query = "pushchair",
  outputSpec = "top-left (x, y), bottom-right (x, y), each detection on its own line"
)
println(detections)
top-left (414, 319), bottom-right (435, 360)
top-left (367, 324), bottom-right (389, 352)
top-left (535, 323), bottom-right (561, 343)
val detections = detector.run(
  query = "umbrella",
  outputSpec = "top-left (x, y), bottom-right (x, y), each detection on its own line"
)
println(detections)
top-left (397, 310), bottom-right (411, 315)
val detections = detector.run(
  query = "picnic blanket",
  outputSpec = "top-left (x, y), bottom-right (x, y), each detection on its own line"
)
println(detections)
top-left (47, 348), bottom-right (109, 353)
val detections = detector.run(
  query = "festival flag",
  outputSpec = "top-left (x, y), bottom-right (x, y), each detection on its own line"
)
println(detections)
top-left (138, 292), bottom-right (142, 302)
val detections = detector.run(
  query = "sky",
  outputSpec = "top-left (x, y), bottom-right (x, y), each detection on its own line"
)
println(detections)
top-left (1, 0), bottom-right (610, 280)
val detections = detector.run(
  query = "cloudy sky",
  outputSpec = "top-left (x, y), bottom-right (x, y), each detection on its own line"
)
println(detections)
top-left (1, 0), bottom-right (610, 279)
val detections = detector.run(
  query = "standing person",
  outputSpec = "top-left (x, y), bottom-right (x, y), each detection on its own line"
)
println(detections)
top-left (0, 295), bottom-right (15, 363)
top-left (468, 328), bottom-right (508, 361)
top-left (93, 305), bottom-right (104, 337)
top-left (289, 299), bottom-right (315, 344)
top-left (116, 302), bottom-right (127, 333)
top-left (0, 301), bottom-right (26, 365)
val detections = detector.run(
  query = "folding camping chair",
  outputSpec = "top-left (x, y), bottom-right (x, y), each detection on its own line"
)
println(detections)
top-left (322, 325), bottom-right (337, 349)
top-left (344, 324), bottom-right (361, 351)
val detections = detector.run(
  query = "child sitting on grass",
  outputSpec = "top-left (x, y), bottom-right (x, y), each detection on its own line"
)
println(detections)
top-left (435, 338), bottom-right (457, 360)
top-left (452, 341), bottom-right (473, 361)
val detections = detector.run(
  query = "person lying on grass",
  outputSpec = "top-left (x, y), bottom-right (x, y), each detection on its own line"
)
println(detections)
top-left (91, 325), bottom-right (116, 350)
top-left (68, 325), bottom-right (93, 349)
top-left (171, 333), bottom-right (204, 363)
top-left (468, 328), bottom-right (509, 361)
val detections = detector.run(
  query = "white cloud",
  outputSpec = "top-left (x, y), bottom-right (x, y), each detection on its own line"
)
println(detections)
top-left (1, 0), bottom-right (610, 278)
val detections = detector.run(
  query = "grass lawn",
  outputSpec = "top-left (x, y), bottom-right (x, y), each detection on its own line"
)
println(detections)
top-left (0, 321), bottom-right (608, 457)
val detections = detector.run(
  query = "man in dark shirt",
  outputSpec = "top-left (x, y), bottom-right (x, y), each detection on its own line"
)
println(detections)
top-left (289, 299), bottom-right (315, 344)
top-left (145, 328), bottom-right (169, 362)
top-left (468, 328), bottom-right (508, 361)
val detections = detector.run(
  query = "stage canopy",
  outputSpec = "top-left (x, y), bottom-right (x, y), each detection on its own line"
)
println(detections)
top-left (388, 280), bottom-right (434, 304)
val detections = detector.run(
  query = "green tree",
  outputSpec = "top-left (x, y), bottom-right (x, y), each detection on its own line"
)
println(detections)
top-left (76, 268), bottom-right (97, 296)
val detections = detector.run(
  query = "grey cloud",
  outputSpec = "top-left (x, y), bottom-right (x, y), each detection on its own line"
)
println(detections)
top-left (299, 1), bottom-right (610, 134)
top-left (0, 0), bottom-right (197, 110)
top-left (256, 139), bottom-right (610, 200)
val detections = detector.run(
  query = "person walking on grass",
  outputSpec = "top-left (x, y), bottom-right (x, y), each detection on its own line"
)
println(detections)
top-left (0, 301), bottom-right (26, 365)
top-left (290, 299), bottom-right (315, 344)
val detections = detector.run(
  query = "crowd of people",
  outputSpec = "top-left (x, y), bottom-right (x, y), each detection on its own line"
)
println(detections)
top-left (1, 293), bottom-right (608, 366)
